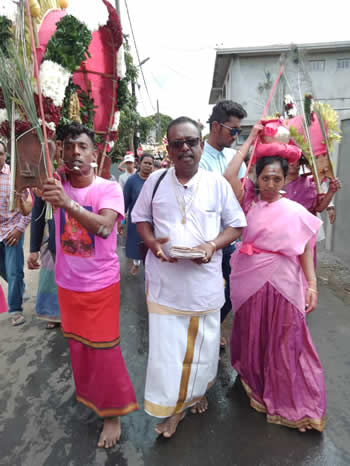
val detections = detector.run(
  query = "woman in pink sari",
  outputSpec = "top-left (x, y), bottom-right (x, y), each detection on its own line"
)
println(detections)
top-left (284, 156), bottom-right (340, 213)
top-left (224, 124), bottom-right (326, 432)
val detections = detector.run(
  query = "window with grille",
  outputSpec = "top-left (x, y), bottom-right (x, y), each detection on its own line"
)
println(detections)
top-left (337, 59), bottom-right (350, 70)
top-left (309, 60), bottom-right (325, 72)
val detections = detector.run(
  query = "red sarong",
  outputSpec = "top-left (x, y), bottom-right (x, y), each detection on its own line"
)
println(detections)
top-left (58, 282), bottom-right (120, 348)
top-left (58, 282), bottom-right (139, 417)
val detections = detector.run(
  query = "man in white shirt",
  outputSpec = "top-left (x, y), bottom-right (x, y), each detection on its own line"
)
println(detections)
top-left (118, 153), bottom-right (136, 190)
top-left (200, 100), bottom-right (248, 343)
top-left (132, 116), bottom-right (246, 438)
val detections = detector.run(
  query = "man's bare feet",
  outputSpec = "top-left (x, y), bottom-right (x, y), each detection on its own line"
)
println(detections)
top-left (155, 412), bottom-right (185, 438)
top-left (97, 417), bottom-right (121, 448)
top-left (130, 264), bottom-right (139, 276)
top-left (190, 396), bottom-right (208, 414)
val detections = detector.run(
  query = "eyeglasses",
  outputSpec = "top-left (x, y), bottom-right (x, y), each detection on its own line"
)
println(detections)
top-left (219, 123), bottom-right (242, 137)
top-left (168, 137), bottom-right (200, 150)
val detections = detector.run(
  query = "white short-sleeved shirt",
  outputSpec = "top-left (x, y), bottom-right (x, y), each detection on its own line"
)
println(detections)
top-left (132, 167), bottom-right (247, 312)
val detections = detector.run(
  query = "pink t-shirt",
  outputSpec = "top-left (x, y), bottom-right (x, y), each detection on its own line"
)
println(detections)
top-left (54, 176), bottom-right (124, 292)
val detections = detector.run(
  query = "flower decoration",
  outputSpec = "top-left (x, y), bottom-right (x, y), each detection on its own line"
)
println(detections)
top-left (116, 44), bottom-right (126, 79)
top-left (111, 111), bottom-right (120, 131)
top-left (284, 94), bottom-right (297, 118)
top-left (0, 108), bottom-right (8, 125)
top-left (39, 60), bottom-right (71, 107)
top-left (67, 0), bottom-right (109, 32)
top-left (0, 2), bottom-right (17, 22)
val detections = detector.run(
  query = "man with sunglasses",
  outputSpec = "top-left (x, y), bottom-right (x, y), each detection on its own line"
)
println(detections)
top-left (200, 100), bottom-right (250, 344)
top-left (132, 116), bottom-right (246, 438)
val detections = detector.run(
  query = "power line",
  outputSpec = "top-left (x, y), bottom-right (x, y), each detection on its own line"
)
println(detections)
top-left (123, 0), bottom-right (156, 112)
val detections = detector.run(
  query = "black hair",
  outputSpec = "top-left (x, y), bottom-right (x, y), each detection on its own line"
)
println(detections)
top-left (0, 140), bottom-right (6, 152)
top-left (167, 116), bottom-right (202, 140)
top-left (208, 100), bottom-right (247, 130)
top-left (140, 152), bottom-right (154, 163)
top-left (60, 122), bottom-right (96, 146)
top-left (256, 156), bottom-right (288, 178)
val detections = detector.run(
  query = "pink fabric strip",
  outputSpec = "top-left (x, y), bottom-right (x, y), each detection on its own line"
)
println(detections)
top-left (242, 64), bottom-right (285, 188)
top-left (239, 243), bottom-right (282, 256)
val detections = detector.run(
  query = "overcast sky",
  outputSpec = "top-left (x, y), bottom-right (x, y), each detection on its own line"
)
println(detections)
top-left (120, 0), bottom-right (348, 129)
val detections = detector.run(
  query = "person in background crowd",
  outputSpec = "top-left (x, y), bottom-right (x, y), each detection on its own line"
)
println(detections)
top-left (153, 159), bottom-right (162, 171)
top-left (0, 140), bottom-right (31, 326)
top-left (132, 116), bottom-right (246, 438)
top-left (121, 153), bottom-right (154, 275)
top-left (284, 157), bottom-right (341, 214)
top-left (41, 123), bottom-right (138, 449)
top-left (200, 100), bottom-right (250, 347)
top-left (27, 193), bottom-right (60, 328)
top-left (118, 152), bottom-right (136, 190)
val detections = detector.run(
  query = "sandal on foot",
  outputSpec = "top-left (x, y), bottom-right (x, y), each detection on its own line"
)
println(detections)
top-left (11, 313), bottom-right (25, 326)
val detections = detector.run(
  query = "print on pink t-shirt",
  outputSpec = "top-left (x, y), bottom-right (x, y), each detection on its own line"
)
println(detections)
top-left (54, 177), bottom-right (124, 293)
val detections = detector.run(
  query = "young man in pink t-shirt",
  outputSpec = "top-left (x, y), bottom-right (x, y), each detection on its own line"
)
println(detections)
top-left (42, 123), bottom-right (138, 449)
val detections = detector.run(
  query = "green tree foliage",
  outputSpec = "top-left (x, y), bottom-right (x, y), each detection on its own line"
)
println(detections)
top-left (0, 17), bottom-right (12, 58)
top-left (110, 38), bottom-right (139, 163)
top-left (139, 113), bottom-right (172, 144)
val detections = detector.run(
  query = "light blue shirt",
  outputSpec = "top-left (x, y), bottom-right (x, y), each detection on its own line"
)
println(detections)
top-left (200, 141), bottom-right (246, 179)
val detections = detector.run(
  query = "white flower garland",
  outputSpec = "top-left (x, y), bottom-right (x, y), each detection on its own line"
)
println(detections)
top-left (116, 44), bottom-right (126, 79)
top-left (39, 60), bottom-right (71, 107)
top-left (0, 1), bottom-right (17, 22)
top-left (38, 119), bottom-right (56, 132)
top-left (67, 0), bottom-right (109, 32)
top-left (111, 111), bottom-right (120, 131)
top-left (0, 108), bottom-right (8, 125)
top-left (284, 94), bottom-right (297, 118)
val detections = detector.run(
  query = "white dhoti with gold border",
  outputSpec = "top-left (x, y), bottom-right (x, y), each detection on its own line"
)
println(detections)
top-left (144, 301), bottom-right (220, 418)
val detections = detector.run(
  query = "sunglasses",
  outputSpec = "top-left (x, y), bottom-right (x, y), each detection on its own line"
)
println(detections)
top-left (219, 123), bottom-right (242, 137)
top-left (168, 137), bottom-right (200, 150)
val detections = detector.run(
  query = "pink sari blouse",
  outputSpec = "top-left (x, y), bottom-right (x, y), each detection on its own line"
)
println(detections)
top-left (230, 181), bottom-right (321, 313)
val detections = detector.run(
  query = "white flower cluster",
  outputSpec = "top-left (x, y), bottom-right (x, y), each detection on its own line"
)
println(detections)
top-left (39, 60), bottom-right (71, 107)
top-left (0, 108), bottom-right (8, 125)
top-left (111, 111), bottom-right (120, 131)
top-left (67, 0), bottom-right (109, 32)
top-left (0, 1), bottom-right (17, 22)
top-left (117, 44), bottom-right (126, 79)
top-left (38, 119), bottom-right (56, 132)
top-left (284, 94), bottom-right (297, 118)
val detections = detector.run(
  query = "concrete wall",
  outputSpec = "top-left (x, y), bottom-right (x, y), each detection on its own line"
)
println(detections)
top-left (330, 117), bottom-right (350, 265)
top-left (222, 51), bottom-right (350, 126)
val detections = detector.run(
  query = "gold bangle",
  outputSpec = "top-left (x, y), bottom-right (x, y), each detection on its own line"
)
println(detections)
top-left (208, 241), bottom-right (216, 251)
top-left (307, 288), bottom-right (318, 293)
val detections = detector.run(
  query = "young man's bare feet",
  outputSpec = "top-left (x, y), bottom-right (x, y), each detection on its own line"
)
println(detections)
top-left (155, 412), bottom-right (185, 438)
top-left (190, 396), bottom-right (208, 414)
top-left (97, 417), bottom-right (121, 448)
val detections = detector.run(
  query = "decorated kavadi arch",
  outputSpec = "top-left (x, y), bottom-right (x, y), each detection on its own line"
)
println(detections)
top-left (0, 0), bottom-right (125, 206)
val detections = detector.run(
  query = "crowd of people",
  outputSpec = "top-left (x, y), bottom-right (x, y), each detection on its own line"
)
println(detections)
top-left (0, 99), bottom-right (341, 448)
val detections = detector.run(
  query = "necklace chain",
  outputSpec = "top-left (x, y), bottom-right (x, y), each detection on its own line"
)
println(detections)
top-left (171, 170), bottom-right (200, 224)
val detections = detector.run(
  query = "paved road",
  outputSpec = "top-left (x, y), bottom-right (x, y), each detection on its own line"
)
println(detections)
top-left (0, 238), bottom-right (349, 466)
